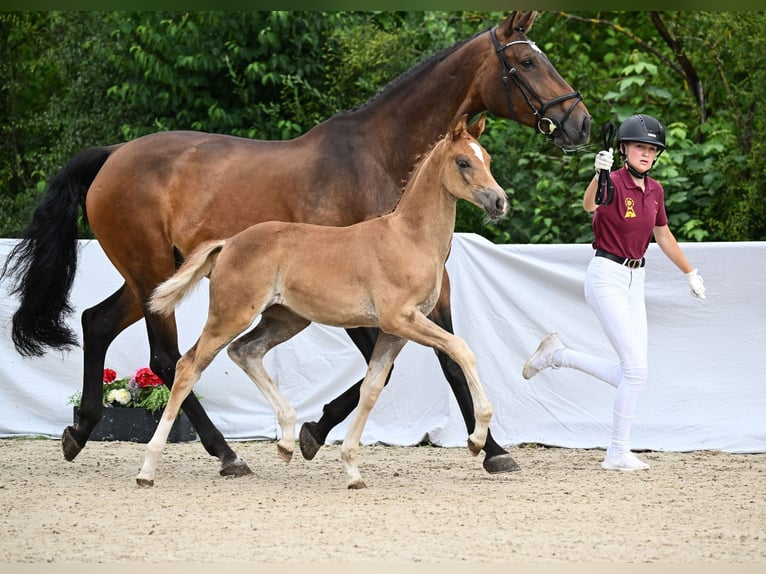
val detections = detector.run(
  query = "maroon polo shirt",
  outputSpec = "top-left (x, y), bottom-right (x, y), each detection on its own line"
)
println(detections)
top-left (591, 167), bottom-right (668, 260)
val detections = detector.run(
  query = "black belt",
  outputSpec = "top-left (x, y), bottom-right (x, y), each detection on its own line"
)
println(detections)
top-left (595, 249), bottom-right (645, 269)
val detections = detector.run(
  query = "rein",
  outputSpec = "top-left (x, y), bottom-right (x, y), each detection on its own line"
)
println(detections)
top-left (490, 26), bottom-right (582, 140)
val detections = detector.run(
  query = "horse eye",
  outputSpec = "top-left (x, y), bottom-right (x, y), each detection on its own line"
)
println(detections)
top-left (456, 159), bottom-right (470, 169)
top-left (520, 58), bottom-right (534, 70)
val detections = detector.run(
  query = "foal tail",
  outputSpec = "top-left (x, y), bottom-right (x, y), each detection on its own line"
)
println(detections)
top-left (148, 240), bottom-right (227, 317)
top-left (0, 146), bottom-right (116, 357)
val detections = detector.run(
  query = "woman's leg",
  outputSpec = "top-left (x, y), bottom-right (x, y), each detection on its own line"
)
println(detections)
top-left (584, 257), bottom-right (648, 468)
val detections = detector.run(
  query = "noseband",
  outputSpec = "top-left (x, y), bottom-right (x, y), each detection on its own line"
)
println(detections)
top-left (490, 26), bottom-right (582, 140)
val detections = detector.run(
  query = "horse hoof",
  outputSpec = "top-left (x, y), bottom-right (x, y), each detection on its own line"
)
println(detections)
top-left (136, 477), bottom-right (154, 488)
top-left (219, 458), bottom-right (254, 478)
top-left (467, 437), bottom-right (482, 457)
top-left (347, 480), bottom-right (367, 490)
top-left (299, 422), bottom-right (323, 461)
top-left (61, 426), bottom-right (83, 462)
top-left (277, 444), bottom-right (293, 463)
top-left (483, 453), bottom-right (521, 474)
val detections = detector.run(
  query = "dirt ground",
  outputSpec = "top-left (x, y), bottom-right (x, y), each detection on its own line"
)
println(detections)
top-left (0, 438), bottom-right (764, 565)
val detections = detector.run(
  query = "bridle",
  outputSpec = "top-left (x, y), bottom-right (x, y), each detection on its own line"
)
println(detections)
top-left (490, 26), bottom-right (583, 140)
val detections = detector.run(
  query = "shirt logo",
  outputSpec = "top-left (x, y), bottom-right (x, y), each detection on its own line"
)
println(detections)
top-left (624, 197), bottom-right (636, 219)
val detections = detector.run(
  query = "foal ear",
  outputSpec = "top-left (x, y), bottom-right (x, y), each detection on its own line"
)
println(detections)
top-left (467, 114), bottom-right (486, 140)
top-left (450, 114), bottom-right (470, 141)
top-left (500, 11), bottom-right (538, 37)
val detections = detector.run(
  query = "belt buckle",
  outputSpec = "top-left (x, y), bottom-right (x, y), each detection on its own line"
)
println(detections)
top-left (626, 258), bottom-right (641, 269)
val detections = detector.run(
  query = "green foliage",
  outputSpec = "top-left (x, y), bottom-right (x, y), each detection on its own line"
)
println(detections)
top-left (134, 385), bottom-right (171, 413)
top-left (106, 11), bottom-right (344, 141)
top-left (1, 11), bottom-right (764, 242)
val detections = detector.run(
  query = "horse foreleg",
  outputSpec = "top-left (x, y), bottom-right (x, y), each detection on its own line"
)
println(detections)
top-left (227, 307), bottom-right (311, 463)
top-left (388, 312), bottom-right (492, 458)
top-left (299, 326), bottom-right (381, 461)
top-left (63, 285), bottom-right (143, 462)
top-left (341, 333), bottom-right (407, 489)
top-left (428, 275), bottom-right (520, 473)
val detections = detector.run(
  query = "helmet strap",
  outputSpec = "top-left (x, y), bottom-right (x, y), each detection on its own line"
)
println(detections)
top-left (626, 161), bottom-right (647, 179)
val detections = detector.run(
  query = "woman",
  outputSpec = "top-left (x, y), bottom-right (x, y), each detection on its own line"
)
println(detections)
top-left (521, 114), bottom-right (706, 472)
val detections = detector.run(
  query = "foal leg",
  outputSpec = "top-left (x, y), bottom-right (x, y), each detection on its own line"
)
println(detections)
top-left (227, 307), bottom-right (311, 462)
top-left (341, 333), bottom-right (407, 489)
top-left (137, 314), bottom-right (248, 486)
top-left (143, 308), bottom-right (253, 477)
top-left (387, 312), bottom-right (493, 457)
top-left (300, 272), bottom-right (519, 473)
top-left (137, 344), bottom-right (207, 487)
top-left (428, 279), bottom-right (520, 473)
top-left (298, 326), bottom-right (379, 460)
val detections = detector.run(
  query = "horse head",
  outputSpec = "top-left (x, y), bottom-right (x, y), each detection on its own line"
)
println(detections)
top-left (442, 114), bottom-right (508, 221)
top-left (482, 11), bottom-right (591, 150)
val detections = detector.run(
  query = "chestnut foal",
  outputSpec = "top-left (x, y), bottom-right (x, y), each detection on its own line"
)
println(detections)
top-left (137, 114), bottom-right (507, 489)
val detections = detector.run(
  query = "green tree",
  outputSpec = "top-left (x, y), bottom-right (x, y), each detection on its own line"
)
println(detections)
top-left (1, 11), bottom-right (764, 242)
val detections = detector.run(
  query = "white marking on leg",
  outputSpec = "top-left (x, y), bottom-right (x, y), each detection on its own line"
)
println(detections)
top-left (341, 334), bottom-right (406, 488)
top-left (137, 408), bottom-right (179, 485)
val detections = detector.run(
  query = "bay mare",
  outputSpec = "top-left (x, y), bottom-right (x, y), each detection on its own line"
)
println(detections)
top-left (1, 12), bottom-right (590, 478)
top-left (139, 115), bottom-right (506, 488)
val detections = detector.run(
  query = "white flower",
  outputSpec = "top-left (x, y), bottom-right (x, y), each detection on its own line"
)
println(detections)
top-left (107, 388), bottom-right (131, 406)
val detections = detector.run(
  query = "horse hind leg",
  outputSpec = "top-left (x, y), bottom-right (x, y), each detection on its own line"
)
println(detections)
top-left (227, 307), bottom-right (311, 463)
top-left (137, 314), bottom-right (248, 486)
top-left (143, 308), bottom-right (253, 478)
top-left (63, 284), bottom-right (143, 461)
top-left (137, 343), bottom-right (208, 486)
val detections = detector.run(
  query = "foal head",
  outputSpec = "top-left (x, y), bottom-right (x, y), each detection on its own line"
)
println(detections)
top-left (438, 114), bottom-right (508, 221)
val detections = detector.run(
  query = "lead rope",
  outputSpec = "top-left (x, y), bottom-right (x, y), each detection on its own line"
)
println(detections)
top-left (595, 121), bottom-right (615, 206)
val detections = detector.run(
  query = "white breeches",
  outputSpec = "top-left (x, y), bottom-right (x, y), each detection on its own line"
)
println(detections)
top-left (556, 255), bottom-right (648, 452)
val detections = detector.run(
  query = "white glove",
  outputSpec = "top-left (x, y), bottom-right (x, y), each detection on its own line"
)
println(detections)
top-left (686, 268), bottom-right (706, 299)
top-left (594, 148), bottom-right (614, 172)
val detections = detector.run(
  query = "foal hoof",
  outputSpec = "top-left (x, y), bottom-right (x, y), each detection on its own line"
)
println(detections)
top-left (277, 443), bottom-right (293, 463)
top-left (61, 426), bottom-right (83, 462)
top-left (136, 477), bottom-right (154, 488)
top-left (219, 457), bottom-right (254, 478)
top-left (299, 422), bottom-right (324, 461)
top-left (483, 453), bottom-right (521, 474)
top-left (347, 480), bottom-right (367, 490)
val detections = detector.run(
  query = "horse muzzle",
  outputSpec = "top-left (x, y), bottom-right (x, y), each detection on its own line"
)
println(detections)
top-left (475, 188), bottom-right (509, 220)
top-left (542, 97), bottom-right (591, 149)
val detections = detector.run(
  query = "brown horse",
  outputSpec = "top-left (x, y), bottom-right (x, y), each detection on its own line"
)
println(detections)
top-left (1, 12), bottom-right (590, 478)
top-left (138, 115), bottom-right (505, 488)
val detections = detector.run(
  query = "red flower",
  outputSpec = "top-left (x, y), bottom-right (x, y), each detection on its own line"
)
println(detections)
top-left (133, 367), bottom-right (163, 388)
top-left (103, 368), bottom-right (117, 384)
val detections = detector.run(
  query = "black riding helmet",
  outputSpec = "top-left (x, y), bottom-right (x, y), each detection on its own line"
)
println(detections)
top-left (617, 114), bottom-right (666, 178)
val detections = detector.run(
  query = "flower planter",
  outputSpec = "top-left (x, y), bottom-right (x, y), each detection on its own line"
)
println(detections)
top-left (73, 406), bottom-right (196, 443)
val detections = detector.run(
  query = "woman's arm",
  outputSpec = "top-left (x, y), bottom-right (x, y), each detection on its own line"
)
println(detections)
top-left (653, 225), bottom-right (694, 273)
top-left (583, 174), bottom-right (599, 213)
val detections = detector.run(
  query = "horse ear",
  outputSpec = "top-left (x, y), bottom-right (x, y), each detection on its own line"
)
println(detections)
top-left (467, 114), bottom-right (486, 140)
top-left (500, 11), bottom-right (537, 37)
top-left (450, 114), bottom-right (470, 141)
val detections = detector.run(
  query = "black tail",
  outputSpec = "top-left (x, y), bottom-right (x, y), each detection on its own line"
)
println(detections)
top-left (0, 146), bottom-right (114, 356)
